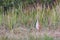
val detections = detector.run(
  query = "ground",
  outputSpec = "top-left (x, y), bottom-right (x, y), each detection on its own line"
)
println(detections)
top-left (0, 25), bottom-right (60, 40)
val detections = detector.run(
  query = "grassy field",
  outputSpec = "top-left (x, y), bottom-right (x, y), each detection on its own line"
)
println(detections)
top-left (0, 3), bottom-right (60, 40)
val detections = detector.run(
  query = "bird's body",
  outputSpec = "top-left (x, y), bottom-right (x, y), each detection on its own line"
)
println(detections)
top-left (36, 20), bottom-right (41, 32)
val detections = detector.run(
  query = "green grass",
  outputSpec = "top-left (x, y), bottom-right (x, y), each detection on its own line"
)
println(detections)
top-left (0, 3), bottom-right (60, 30)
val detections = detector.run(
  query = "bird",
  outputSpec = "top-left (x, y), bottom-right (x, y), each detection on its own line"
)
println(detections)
top-left (36, 4), bottom-right (42, 32)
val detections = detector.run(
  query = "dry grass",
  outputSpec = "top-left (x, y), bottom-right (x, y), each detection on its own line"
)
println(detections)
top-left (0, 3), bottom-right (60, 40)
